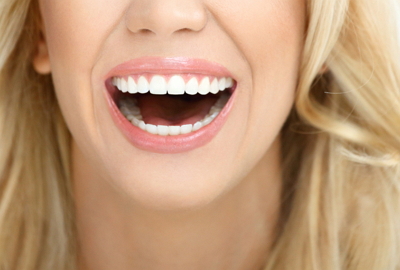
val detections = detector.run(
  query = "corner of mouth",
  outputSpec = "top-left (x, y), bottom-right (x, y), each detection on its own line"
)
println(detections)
top-left (105, 73), bottom-right (237, 138)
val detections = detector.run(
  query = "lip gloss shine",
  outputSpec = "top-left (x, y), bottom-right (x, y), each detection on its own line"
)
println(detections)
top-left (104, 57), bottom-right (237, 154)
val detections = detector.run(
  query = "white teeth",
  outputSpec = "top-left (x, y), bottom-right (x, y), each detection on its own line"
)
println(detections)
top-left (157, 125), bottom-right (169, 136)
top-left (225, 77), bottom-right (233, 88)
top-left (126, 115), bottom-right (135, 121)
top-left (180, 124), bottom-right (193, 134)
top-left (145, 124), bottom-right (158, 134)
top-left (118, 92), bottom-right (230, 136)
top-left (210, 111), bottom-right (219, 119)
top-left (121, 78), bottom-right (128, 93)
top-left (218, 77), bottom-right (226, 90)
top-left (132, 118), bottom-right (141, 126)
top-left (128, 77), bottom-right (137, 94)
top-left (210, 78), bottom-right (219, 94)
top-left (138, 76), bottom-right (149, 94)
top-left (168, 126), bottom-right (181, 136)
top-left (193, 122), bottom-right (202, 131)
top-left (168, 75), bottom-right (185, 95)
top-left (113, 75), bottom-right (234, 95)
top-left (198, 77), bottom-right (210, 95)
top-left (139, 120), bottom-right (146, 130)
top-left (201, 115), bottom-right (213, 126)
top-left (185, 77), bottom-right (199, 95)
top-left (150, 75), bottom-right (167, 95)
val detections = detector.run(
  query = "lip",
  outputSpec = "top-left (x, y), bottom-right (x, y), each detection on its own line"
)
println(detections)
top-left (104, 57), bottom-right (237, 154)
top-left (104, 57), bottom-right (235, 80)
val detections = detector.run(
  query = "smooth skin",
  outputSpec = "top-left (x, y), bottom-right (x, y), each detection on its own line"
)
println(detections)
top-left (34, 0), bottom-right (306, 269)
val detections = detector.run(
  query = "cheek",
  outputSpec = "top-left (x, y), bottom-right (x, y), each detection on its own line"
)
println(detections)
top-left (209, 0), bottom-right (306, 68)
top-left (40, 0), bottom-right (127, 71)
top-left (39, 0), bottom-right (128, 143)
top-left (211, 0), bottom-right (305, 151)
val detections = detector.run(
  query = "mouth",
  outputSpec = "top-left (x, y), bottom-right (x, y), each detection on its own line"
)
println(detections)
top-left (104, 57), bottom-right (237, 153)
top-left (112, 75), bottom-right (234, 136)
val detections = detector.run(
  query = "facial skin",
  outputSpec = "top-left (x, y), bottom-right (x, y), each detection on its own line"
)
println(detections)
top-left (35, 0), bottom-right (305, 269)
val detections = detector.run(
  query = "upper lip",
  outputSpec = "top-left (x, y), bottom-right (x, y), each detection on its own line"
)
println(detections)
top-left (104, 56), bottom-right (235, 81)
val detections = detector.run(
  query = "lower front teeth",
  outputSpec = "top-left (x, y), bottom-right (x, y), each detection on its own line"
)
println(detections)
top-left (119, 93), bottom-right (229, 136)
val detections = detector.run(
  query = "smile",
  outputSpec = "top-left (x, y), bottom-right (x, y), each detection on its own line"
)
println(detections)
top-left (104, 57), bottom-right (237, 153)
top-left (113, 74), bottom-right (233, 136)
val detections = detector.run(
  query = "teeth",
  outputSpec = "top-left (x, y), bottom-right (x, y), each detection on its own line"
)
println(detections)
top-left (120, 106), bottom-right (131, 116)
top-left (128, 77), bottom-right (137, 94)
top-left (132, 118), bottom-right (141, 126)
top-left (145, 124), bottom-right (158, 134)
top-left (150, 75), bottom-right (167, 95)
top-left (198, 77), bottom-right (210, 95)
top-left (193, 122), bottom-right (202, 131)
top-left (157, 125), bottom-right (169, 136)
top-left (138, 76), bottom-right (149, 94)
top-left (113, 75), bottom-right (234, 95)
top-left (138, 120), bottom-right (146, 130)
top-left (180, 124), bottom-right (193, 134)
top-left (185, 77), bottom-right (199, 95)
top-left (210, 78), bottom-right (219, 94)
top-left (121, 78), bottom-right (128, 93)
top-left (201, 117), bottom-right (213, 126)
top-left (168, 75), bottom-right (185, 95)
top-left (116, 78), bottom-right (122, 90)
top-left (168, 126), bottom-right (181, 136)
top-left (225, 77), bottom-right (233, 88)
top-left (209, 106), bottom-right (220, 115)
top-left (118, 92), bottom-right (230, 136)
top-left (218, 78), bottom-right (226, 90)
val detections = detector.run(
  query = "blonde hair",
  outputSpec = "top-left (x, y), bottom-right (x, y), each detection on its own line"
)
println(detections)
top-left (0, 1), bottom-right (75, 269)
top-left (0, 0), bottom-right (399, 269)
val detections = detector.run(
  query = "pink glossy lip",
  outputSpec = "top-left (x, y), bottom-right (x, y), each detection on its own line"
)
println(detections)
top-left (104, 57), bottom-right (237, 154)
top-left (104, 57), bottom-right (235, 80)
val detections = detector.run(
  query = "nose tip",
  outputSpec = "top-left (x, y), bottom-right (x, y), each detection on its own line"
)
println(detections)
top-left (125, 0), bottom-right (207, 38)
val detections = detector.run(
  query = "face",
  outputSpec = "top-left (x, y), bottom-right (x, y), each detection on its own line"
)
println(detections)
top-left (35, 0), bottom-right (305, 209)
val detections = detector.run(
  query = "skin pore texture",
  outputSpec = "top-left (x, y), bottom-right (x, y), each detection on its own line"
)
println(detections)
top-left (34, 0), bottom-right (305, 269)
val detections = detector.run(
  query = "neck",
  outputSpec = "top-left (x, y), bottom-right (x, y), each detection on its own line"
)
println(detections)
top-left (73, 140), bottom-right (282, 270)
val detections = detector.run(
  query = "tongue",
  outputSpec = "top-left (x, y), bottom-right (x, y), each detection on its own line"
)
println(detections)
top-left (138, 94), bottom-right (218, 126)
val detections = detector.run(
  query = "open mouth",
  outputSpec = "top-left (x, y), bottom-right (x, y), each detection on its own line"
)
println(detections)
top-left (110, 74), bottom-right (235, 136)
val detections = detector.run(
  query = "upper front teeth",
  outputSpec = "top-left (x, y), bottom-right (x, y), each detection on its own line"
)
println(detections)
top-left (113, 75), bottom-right (234, 95)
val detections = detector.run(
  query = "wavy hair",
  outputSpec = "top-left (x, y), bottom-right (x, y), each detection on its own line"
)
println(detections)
top-left (0, 0), bottom-right (399, 269)
top-left (0, 0), bottom-right (74, 269)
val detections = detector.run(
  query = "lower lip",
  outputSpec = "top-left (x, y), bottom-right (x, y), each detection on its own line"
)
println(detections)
top-left (104, 81), bottom-right (236, 154)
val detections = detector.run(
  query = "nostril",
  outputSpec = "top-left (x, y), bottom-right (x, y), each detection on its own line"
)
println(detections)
top-left (138, 29), bottom-right (154, 35)
top-left (178, 28), bottom-right (195, 34)
top-left (125, 0), bottom-right (207, 38)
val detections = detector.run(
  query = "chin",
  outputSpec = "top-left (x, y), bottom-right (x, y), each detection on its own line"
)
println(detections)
top-left (114, 169), bottom-right (231, 211)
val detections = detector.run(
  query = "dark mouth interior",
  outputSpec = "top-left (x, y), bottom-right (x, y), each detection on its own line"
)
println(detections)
top-left (114, 90), bottom-right (231, 126)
